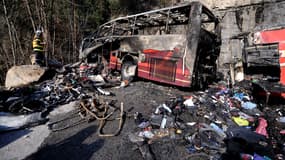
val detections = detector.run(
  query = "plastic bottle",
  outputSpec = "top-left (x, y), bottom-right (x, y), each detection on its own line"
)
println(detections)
top-left (160, 115), bottom-right (167, 129)
top-left (210, 123), bottom-right (227, 138)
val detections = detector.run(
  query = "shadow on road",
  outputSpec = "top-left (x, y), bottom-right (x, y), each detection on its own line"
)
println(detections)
top-left (0, 128), bottom-right (32, 148)
top-left (26, 125), bottom-right (104, 160)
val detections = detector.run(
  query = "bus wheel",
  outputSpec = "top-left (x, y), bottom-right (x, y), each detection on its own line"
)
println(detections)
top-left (121, 61), bottom-right (137, 82)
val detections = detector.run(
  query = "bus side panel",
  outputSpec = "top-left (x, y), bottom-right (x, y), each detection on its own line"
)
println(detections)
top-left (137, 56), bottom-right (151, 80)
top-left (138, 50), bottom-right (191, 87)
top-left (175, 59), bottom-right (191, 86)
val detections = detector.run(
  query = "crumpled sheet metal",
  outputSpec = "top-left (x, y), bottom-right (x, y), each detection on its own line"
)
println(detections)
top-left (5, 65), bottom-right (46, 89)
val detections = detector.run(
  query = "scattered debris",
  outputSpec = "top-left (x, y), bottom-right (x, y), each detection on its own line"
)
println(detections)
top-left (124, 81), bottom-right (285, 159)
top-left (0, 112), bottom-right (47, 132)
top-left (2, 62), bottom-right (285, 159)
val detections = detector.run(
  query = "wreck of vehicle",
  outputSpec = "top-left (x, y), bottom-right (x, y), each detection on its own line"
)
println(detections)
top-left (79, 1), bottom-right (221, 89)
top-left (242, 28), bottom-right (285, 99)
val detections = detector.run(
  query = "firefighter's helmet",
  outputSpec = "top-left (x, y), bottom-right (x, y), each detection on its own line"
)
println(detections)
top-left (35, 30), bottom-right (42, 37)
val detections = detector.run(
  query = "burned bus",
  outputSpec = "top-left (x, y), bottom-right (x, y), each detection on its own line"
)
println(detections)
top-left (79, 2), bottom-right (221, 88)
top-left (242, 28), bottom-right (285, 99)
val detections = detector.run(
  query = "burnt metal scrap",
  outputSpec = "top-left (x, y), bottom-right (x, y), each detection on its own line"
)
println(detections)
top-left (80, 1), bottom-right (219, 59)
top-left (79, 2), bottom-right (199, 59)
top-left (80, 2), bottom-right (217, 45)
top-left (80, 2), bottom-right (219, 48)
top-left (79, 98), bottom-right (124, 137)
top-left (245, 43), bottom-right (279, 67)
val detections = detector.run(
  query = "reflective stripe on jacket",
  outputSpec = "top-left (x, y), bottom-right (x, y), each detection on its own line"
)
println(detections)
top-left (32, 38), bottom-right (44, 52)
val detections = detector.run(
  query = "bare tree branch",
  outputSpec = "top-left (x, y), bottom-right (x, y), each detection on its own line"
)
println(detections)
top-left (11, 23), bottom-right (25, 59)
top-left (23, 0), bottom-right (36, 32)
top-left (2, 0), bottom-right (16, 66)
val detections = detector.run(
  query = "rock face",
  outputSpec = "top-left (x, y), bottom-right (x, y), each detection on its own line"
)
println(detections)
top-left (5, 65), bottom-right (46, 88)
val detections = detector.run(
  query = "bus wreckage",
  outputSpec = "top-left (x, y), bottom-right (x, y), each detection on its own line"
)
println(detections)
top-left (79, 1), bottom-right (221, 89)
top-left (243, 28), bottom-right (285, 99)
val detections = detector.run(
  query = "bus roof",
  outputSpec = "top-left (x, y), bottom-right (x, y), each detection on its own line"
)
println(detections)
top-left (95, 1), bottom-right (218, 37)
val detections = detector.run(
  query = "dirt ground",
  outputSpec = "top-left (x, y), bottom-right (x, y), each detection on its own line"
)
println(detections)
top-left (25, 80), bottom-right (191, 160)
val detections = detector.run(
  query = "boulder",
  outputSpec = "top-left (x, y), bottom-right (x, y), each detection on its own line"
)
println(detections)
top-left (5, 65), bottom-right (46, 88)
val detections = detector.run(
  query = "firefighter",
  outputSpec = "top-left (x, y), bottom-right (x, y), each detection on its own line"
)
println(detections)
top-left (31, 29), bottom-right (45, 66)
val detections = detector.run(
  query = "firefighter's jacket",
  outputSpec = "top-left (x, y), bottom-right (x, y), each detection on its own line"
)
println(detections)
top-left (32, 37), bottom-right (44, 52)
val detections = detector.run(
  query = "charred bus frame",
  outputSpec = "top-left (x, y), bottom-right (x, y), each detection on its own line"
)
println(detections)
top-left (80, 2), bottom-right (221, 88)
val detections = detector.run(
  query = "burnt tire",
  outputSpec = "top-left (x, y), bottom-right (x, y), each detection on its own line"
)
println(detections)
top-left (121, 61), bottom-right (136, 82)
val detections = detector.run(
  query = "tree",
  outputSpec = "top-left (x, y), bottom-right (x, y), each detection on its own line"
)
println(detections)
top-left (2, 0), bottom-right (16, 66)
top-left (0, 0), bottom-right (174, 84)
